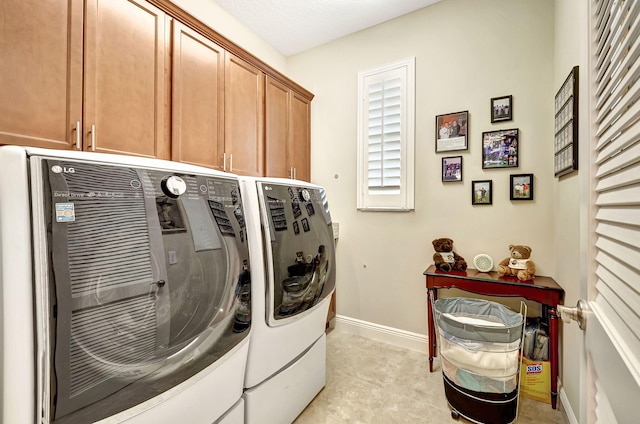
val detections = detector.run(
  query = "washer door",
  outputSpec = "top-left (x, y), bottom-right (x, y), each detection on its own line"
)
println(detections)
top-left (258, 182), bottom-right (336, 326)
top-left (37, 158), bottom-right (251, 423)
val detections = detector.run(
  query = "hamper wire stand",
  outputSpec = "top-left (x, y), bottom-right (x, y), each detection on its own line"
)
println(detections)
top-left (433, 297), bottom-right (526, 424)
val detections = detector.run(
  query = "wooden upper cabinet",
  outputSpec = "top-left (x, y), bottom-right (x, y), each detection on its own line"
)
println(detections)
top-left (84, 0), bottom-right (167, 158)
top-left (265, 76), bottom-right (311, 181)
top-left (1, 0), bottom-right (311, 170)
top-left (265, 76), bottom-right (291, 179)
top-left (290, 92), bottom-right (311, 182)
top-left (0, 0), bottom-right (83, 149)
top-left (224, 54), bottom-right (264, 176)
top-left (171, 21), bottom-right (225, 170)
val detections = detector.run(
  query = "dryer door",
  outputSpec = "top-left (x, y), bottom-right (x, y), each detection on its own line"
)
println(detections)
top-left (258, 182), bottom-right (336, 326)
top-left (35, 158), bottom-right (251, 424)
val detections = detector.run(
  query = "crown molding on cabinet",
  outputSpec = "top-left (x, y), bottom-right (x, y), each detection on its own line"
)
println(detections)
top-left (147, 0), bottom-right (314, 101)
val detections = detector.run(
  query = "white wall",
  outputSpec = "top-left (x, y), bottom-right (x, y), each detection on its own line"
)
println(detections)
top-left (171, 0), bottom-right (287, 72)
top-left (287, 0), bottom-right (556, 335)
top-left (553, 0), bottom-right (588, 421)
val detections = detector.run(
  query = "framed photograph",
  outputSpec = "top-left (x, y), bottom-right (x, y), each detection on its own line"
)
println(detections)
top-left (301, 217), bottom-right (310, 232)
top-left (291, 199), bottom-right (302, 218)
top-left (482, 128), bottom-right (519, 169)
top-left (435, 110), bottom-right (468, 153)
top-left (293, 220), bottom-right (300, 235)
top-left (472, 180), bottom-right (493, 205)
top-left (442, 156), bottom-right (463, 182)
top-left (305, 202), bottom-right (315, 216)
top-left (157, 198), bottom-right (186, 233)
top-left (554, 66), bottom-right (579, 177)
top-left (491, 95), bottom-right (513, 123)
top-left (510, 174), bottom-right (534, 200)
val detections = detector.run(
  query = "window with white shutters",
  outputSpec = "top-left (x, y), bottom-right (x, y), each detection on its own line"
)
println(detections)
top-left (591, 0), bottom-right (640, 383)
top-left (357, 58), bottom-right (415, 211)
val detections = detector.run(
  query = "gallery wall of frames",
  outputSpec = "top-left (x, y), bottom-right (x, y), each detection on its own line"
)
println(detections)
top-left (436, 70), bottom-right (577, 205)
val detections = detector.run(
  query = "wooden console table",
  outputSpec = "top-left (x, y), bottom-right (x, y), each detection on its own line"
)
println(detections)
top-left (424, 265), bottom-right (564, 409)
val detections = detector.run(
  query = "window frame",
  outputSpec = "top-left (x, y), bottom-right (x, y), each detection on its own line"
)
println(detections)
top-left (356, 57), bottom-right (415, 211)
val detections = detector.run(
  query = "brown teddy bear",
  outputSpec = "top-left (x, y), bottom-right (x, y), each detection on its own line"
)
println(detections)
top-left (498, 245), bottom-right (536, 281)
top-left (432, 238), bottom-right (467, 272)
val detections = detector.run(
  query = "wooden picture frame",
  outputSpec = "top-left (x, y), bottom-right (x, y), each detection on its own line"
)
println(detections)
top-left (510, 173), bottom-right (534, 200)
top-left (442, 156), bottom-right (462, 182)
top-left (482, 128), bottom-right (519, 169)
top-left (435, 111), bottom-right (468, 153)
top-left (491, 95), bottom-right (512, 123)
top-left (472, 180), bottom-right (493, 205)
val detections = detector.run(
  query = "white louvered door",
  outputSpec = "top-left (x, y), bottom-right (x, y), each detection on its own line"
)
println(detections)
top-left (585, 0), bottom-right (640, 422)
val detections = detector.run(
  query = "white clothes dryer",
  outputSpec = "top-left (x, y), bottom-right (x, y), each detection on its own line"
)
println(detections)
top-left (240, 177), bottom-right (336, 424)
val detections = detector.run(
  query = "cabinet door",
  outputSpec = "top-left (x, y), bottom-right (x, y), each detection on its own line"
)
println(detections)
top-left (84, 0), bottom-right (167, 159)
top-left (171, 21), bottom-right (225, 169)
top-left (265, 76), bottom-right (291, 179)
top-left (224, 54), bottom-right (264, 176)
top-left (290, 92), bottom-right (311, 182)
top-left (0, 0), bottom-right (83, 149)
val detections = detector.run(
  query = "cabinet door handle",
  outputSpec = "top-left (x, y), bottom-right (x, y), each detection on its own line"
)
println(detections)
top-left (229, 154), bottom-right (233, 172)
top-left (288, 167), bottom-right (293, 179)
top-left (293, 167), bottom-right (297, 180)
top-left (74, 121), bottom-right (81, 150)
top-left (88, 124), bottom-right (96, 152)
top-left (223, 153), bottom-right (227, 171)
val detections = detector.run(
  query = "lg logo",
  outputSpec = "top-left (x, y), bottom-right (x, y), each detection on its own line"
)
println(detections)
top-left (51, 165), bottom-right (75, 174)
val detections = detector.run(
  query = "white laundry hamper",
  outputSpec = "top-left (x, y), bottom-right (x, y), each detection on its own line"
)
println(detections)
top-left (434, 297), bottom-right (526, 424)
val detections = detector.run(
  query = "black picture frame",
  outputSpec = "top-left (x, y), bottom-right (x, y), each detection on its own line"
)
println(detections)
top-left (482, 128), bottom-right (519, 169)
top-left (442, 156), bottom-right (462, 182)
top-left (301, 218), bottom-right (310, 232)
top-left (435, 110), bottom-right (468, 153)
top-left (491, 95), bottom-right (513, 123)
top-left (510, 174), bottom-right (534, 201)
top-left (554, 66), bottom-right (579, 177)
top-left (472, 180), bottom-right (493, 205)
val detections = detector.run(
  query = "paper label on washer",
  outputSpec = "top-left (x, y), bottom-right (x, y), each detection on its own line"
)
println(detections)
top-left (55, 203), bottom-right (76, 222)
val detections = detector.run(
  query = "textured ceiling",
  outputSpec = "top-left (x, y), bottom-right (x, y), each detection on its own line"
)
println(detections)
top-left (212, 0), bottom-right (441, 56)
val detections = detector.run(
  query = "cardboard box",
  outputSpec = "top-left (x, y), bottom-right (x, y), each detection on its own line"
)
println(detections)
top-left (520, 356), bottom-right (551, 404)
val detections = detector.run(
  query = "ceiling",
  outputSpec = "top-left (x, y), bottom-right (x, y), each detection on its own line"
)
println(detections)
top-left (212, 0), bottom-right (441, 57)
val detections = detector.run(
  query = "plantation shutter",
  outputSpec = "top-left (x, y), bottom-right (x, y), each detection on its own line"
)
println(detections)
top-left (592, 0), bottom-right (640, 382)
top-left (367, 77), bottom-right (402, 191)
top-left (357, 57), bottom-right (415, 211)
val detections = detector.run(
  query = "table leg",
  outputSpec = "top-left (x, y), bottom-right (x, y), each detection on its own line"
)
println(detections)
top-left (548, 307), bottom-right (558, 409)
top-left (427, 288), bottom-right (437, 372)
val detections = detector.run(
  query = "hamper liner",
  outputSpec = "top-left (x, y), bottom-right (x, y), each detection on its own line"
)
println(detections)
top-left (434, 297), bottom-right (525, 424)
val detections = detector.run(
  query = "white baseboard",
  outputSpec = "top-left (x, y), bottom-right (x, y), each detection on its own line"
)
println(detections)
top-left (334, 315), bottom-right (428, 353)
top-left (559, 386), bottom-right (578, 424)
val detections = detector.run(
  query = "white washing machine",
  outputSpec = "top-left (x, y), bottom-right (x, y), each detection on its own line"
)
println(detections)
top-left (0, 146), bottom-right (252, 424)
top-left (240, 177), bottom-right (336, 424)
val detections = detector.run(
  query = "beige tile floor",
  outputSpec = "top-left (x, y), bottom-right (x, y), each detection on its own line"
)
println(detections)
top-left (295, 327), bottom-right (567, 424)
